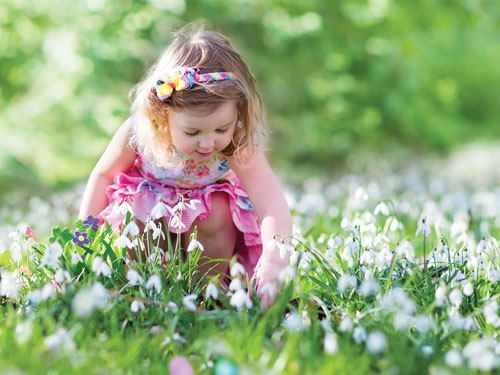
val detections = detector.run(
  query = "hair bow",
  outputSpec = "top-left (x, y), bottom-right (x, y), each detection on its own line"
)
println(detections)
top-left (155, 67), bottom-right (235, 101)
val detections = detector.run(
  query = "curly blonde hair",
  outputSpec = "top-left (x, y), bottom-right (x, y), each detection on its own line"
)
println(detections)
top-left (129, 24), bottom-right (265, 168)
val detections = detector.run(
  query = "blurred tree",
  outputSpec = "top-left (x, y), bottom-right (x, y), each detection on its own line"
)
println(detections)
top-left (0, 0), bottom-right (499, 193)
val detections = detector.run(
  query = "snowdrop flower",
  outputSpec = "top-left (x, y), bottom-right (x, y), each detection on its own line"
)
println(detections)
top-left (71, 252), bottom-right (83, 264)
top-left (320, 318), bottom-right (333, 332)
top-left (339, 316), bottom-right (354, 332)
top-left (463, 340), bottom-right (496, 371)
top-left (205, 282), bottom-right (218, 300)
top-left (279, 266), bottom-right (296, 282)
top-left (359, 280), bottom-right (379, 296)
top-left (150, 201), bottom-right (171, 220)
top-left (366, 331), bottom-right (387, 354)
top-left (130, 300), bottom-right (145, 313)
top-left (289, 250), bottom-right (300, 266)
top-left (126, 269), bottom-right (142, 285)
top-left (448, 289), bottom-right (462, 307)
top-left (114, 234), bottom-right (134, 249)
top-left (145, 275), bottom-right (162, 293)
top-left (421, 345), bottom-right (433, 356)
top-left (45, 328), bottom-right (75, 352)
top-left (166, 301), bottom-right (179, 313)
top-left (283, 312), bottom-right (303, 331)
top-left (185, 199), bottom-right (201, 210)
top-left (393, 312), bottom-right (412, 331)
top-left (229, 278), bottom-right (243, 292)
top-left (187, 237), bottom-right (204, 252)
top-left (72, 282), bottom-right (108, 318)
top-left (123, 221), bottom-right (140, 237)
top-left (353, 326), bottom-right (367, 343)
top-left (0, 272), bottom-right (20, 298)
top-left (462, 280), bottom-right (474, 296)
top-left (396, 241), bottom-right (415, 262)
top-left (230, 289), bottom-right (252, 309)
top-left (376, 244), bottom-right (393, 270)
top-left (28, 283), bottom-right (55, 304)
top-left (15, 320), bottom-right (33, 345)
top-left (324, 332), bottom-right (338, 354)
top-left (337, 274), bottom-right (357, 293)
top-left (483, 301), bottom-right (500, 327)
top-left (118, 201), bottom-right (134, 216)
top-left (92, 257), bottom-right (111, 277)
top-left (169, 215), bottom-right (186, 230)
top-left (435, 285), bottom-right (447, 307)
top-left (444, 349), bottom-right (462, 367)
top-left (40, 242), bottom-right (63, 269)
top-left (374, 201), bottom-right (390, 216)
top-left (415, 217), bottom-right (431, 238)
top-left (413, 315), bottom-right (434, 333)
top-left (54, 269), bottom-right (71, 284)
top-left (327, 235), bottom-right (342, 249)
top-left (359, 249), bottom-right (376, 265)
top-left (463, 316), bottom-right (477, 331)
top-left (263, 238), bottom-right (280, 254)
top-left (259, 282), bottom-right (277, 299)
top-left (230, 262), bottom-right (246, 278)
top-left (183, 294), bottom-right (198, 311)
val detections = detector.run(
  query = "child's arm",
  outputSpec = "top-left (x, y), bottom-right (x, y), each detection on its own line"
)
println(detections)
top-left (228, 152), bottom-right (293, 299)
top-left (78, 118), bottom-right (137, 220)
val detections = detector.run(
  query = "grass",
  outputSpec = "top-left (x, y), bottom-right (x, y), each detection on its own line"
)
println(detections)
top-left (2, 161), bottom-right (500, 374)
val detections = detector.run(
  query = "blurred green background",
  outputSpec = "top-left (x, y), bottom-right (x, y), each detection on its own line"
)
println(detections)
top-left (1, 0), bottom-right (500, 198)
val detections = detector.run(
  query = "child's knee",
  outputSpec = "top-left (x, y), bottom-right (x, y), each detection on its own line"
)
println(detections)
top-left (197, 193), bottom-right (233, 234)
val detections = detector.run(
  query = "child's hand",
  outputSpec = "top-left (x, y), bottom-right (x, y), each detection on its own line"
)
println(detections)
top-left (253, 239), bottom-right (293, 308)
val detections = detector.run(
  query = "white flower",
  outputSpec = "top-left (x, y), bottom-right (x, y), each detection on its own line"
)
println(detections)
top-left (114, 235), bottom-right (134, 249)
top-left (15, 320), bottom-right (33, 345)
top-left (118, 201), bottom-right (134, 216)
top-left (448, 289), bottom-right (462, 307)
top-left (259, 282), bottom-right (277, 299)
top-left (339, 316), bottom-right (353, 332)
top-left (92, 257), bottom-right (111, 277)
top-left (123, 221), bottom-right (140, 237)
top-left (435, 285), bottom-right (447, 307)
top-left (54, 269), bottom-right (71, 284)
top-left (169, 215), bottom-right (186, 230)
top-left (130, 300), bottom-right (145, 313)
top-left (359, 280), bottom-right (379, 296)
top-left (185, 199), bottom-right (201, 210)
top-left (393, 312), bottom-right (412, 331)
top-left (462, 280), bottom-right (474, 296)
top-left (278, 242), bottom-right (293, 260)
top-left (151, 201), bottom-right (171, 220)
top-left (230, 262), bottom-right (246, 278)
top-left (422, 345), bottom-right (433, 356)
top-left (283, 312), bottom-right (303, 331)
top-left (72, 282), bottom-right (108, 318)
top-left (145, 275), bottom-right (162, 292)
top-left (327, 236), bottom-right (342, 249)
top-left (205, 283), bottom-right (218, 300)
top-left (415, 217), bottom-right (431, 238)
top-left (166, 301), bottom-right (179, 313)
top-left (0, 272), bottom-right (20, 298)
top-left (28, 283), bottom-right (55, 304)
top-left (445, 349), bottom-right (462, 367)
top-left (263, 238), bottom-right (280, 253)
top-left (366, 331), bottom-right (387, 354)
top-left (44, 328), bottom-right (75, 352)
top-left (413, 315), bottom-right (434, 333)
top-left (230, 289), bottom-right (252, 309)
top-left (229, 278), bottom-right (243, 292)
top-left (353, 326), bottom-right (367, 343)
top-left (337, 274), bottom-right (357, 293)
top-left (40, 242), bottom-right (63, 269)
top-left (183, 294), bottom-right (198, 311)
top-left (71, 252), bottom-right (83, 264)
top-left (187, 238), bottom-right (204, 252)
top-left (324, 332), bottom-right (338, 354)
top-left (374, 202), bottom-right (390, 216)
top-left (126, 269), bottom-right (142, 285)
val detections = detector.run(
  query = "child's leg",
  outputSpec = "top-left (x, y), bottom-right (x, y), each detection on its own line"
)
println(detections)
top-left (183, 192), bottom-right (237, 279)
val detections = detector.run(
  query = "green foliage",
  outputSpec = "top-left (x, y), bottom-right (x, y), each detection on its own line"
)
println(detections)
top-left (1, 0), bottom-right (500, 191)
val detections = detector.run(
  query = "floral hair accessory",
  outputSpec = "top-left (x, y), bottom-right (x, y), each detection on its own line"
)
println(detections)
top-left (155, 66), bottom-right (235, 101)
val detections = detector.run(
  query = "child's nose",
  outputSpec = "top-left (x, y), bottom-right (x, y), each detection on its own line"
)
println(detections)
top-left (198, 136), bottom-right (215, 149)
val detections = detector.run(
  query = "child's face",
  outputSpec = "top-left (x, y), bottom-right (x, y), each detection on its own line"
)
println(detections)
top-left (168, 100), bottom-right (238, 162)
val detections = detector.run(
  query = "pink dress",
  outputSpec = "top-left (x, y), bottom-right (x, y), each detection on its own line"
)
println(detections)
top-left (99, 151), bottom-right (262, 277)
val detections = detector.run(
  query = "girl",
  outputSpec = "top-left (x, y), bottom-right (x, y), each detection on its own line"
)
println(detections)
top-left (78, 25), bottom-right (292, 304)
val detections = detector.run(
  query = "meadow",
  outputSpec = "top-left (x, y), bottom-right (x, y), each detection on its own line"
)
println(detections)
top-left (1, 148), bottom-right (500, 375)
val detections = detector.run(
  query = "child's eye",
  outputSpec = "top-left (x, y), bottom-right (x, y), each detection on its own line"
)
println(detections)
top-left (185, 131), bottom-right (199, 136)
top-left (216, 128), bottom-right (229, 133)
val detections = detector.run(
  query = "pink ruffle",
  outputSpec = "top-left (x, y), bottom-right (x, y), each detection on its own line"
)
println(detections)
top-left (99, 169), bottom-right (262, 278)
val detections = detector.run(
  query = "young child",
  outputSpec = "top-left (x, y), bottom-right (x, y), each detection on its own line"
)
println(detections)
top-left (78, 25), bottom-right (292, 304)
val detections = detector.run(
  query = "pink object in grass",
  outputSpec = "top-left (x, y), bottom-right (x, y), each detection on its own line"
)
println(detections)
top-left (25, 225), bottom-right (37, 241)
top-left (169, 355), bottom-right (194, 375)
